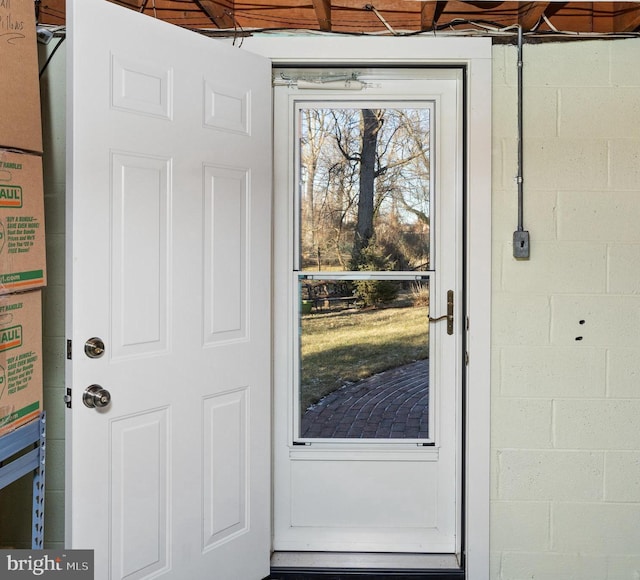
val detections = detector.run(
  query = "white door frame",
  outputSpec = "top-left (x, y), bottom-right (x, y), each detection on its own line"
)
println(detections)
top-left (240, 35), bottom-right (491, 579)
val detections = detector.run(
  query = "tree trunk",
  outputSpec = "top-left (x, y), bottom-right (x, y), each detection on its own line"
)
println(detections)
top-left (352, 109), bottom-right (383, 267)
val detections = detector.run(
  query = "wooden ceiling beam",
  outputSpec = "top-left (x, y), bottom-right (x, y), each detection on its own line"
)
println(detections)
top-left (196, 0), bottom-right (236, 28)
top-left (614, 1), bottom-right (640, 31)
top-left (518, 1), bottom-right (550, 31)
top-left (312, 0), bottom-right (332, 30)
top-left (420, 0), bottom-right (446, 31)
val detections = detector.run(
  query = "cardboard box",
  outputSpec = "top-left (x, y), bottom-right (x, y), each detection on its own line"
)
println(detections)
top-left (0, 0), bottom-right (43, 153)
top-left (0, 149), bottom-right (46, 294)
top-left (0, 290), bottom-right (43, 436)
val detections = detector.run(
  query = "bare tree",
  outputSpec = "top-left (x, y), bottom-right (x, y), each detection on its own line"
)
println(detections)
top-left (299, 106), bottom-right (431, 271)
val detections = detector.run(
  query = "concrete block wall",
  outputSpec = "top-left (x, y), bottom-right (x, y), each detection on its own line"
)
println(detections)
top-left (492, 39), bottom-right (640, 579)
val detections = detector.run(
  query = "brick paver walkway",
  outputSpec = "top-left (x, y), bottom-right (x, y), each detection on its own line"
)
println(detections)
top-left (300, 359), bottom-right (429, 439)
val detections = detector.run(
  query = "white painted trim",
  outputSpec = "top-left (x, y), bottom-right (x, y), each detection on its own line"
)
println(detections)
top-left (464, 49), bottom-right (492, 580)
top-left (240, 35), bottom-right (491, 579)
top-left (240, 35), bottom-right (491, 64)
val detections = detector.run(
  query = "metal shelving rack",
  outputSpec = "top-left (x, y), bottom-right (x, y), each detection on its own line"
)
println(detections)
top-left (0, 412), bottom-right (46, 548)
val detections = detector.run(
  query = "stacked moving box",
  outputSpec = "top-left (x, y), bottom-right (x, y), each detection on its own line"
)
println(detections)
top-left (0, 0), bottom-right (46, 435)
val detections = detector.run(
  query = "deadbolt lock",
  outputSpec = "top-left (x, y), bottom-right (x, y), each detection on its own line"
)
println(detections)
top-left (84, 337), bottom-right (105, 359)
top-left (83, 385), bottom-right (111, 409)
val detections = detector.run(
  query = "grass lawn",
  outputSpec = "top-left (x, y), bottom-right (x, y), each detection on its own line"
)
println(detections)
top-left (299, 303), bottom-right (429, 412)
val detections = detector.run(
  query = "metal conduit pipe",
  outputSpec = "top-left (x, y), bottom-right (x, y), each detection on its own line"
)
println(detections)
top-left (513, 24), bottom-right (530, 259)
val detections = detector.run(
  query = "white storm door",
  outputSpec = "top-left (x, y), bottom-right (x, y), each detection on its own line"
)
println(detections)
top-left (272, 71), bottom-right (463, 554)
top-left (65, 1), bottom-right (271, 579)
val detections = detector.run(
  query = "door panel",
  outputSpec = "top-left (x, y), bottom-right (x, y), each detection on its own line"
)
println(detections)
top-left (111, 56), bottom-right (172, 119)
top-left (66, 1), bottom-right (271, 578)
top-left (202, 389), bottom-right (248, 547)
top-left (290, 460), bottom-right (438, 527)
top-left (111, 409), bottom-right (169, 580)
top-left (203, 165), bottom-right (248, 342)
top-left (111, 152), bottom-right (170, 357)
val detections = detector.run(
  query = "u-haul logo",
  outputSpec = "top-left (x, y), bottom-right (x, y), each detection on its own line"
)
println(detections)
top-left (0, 185), bottom-right (22, 208)
top-left (0, 325), bottom-right (22, 352)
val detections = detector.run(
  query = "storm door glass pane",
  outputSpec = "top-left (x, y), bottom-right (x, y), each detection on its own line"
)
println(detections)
top-left (298, 278), bottom-right (431, 440)
top-left (298, 106), bottom-right (432, 272)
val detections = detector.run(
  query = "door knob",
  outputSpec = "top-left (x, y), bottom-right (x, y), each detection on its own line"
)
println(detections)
top-left (83, 385), bottom-right (111, 409)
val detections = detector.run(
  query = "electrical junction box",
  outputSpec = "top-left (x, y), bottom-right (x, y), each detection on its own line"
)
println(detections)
top-left (513, 230), bottom-right (530, 259)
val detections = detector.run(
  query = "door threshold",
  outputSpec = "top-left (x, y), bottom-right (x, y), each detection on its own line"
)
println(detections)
top-left (272, 553), bottom-right (459, 569)
top-left (270, 552), bottom-right (463, 579)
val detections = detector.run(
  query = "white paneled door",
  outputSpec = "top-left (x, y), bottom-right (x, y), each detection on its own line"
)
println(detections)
top-left (65, 1), bottom-right (271, 578)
